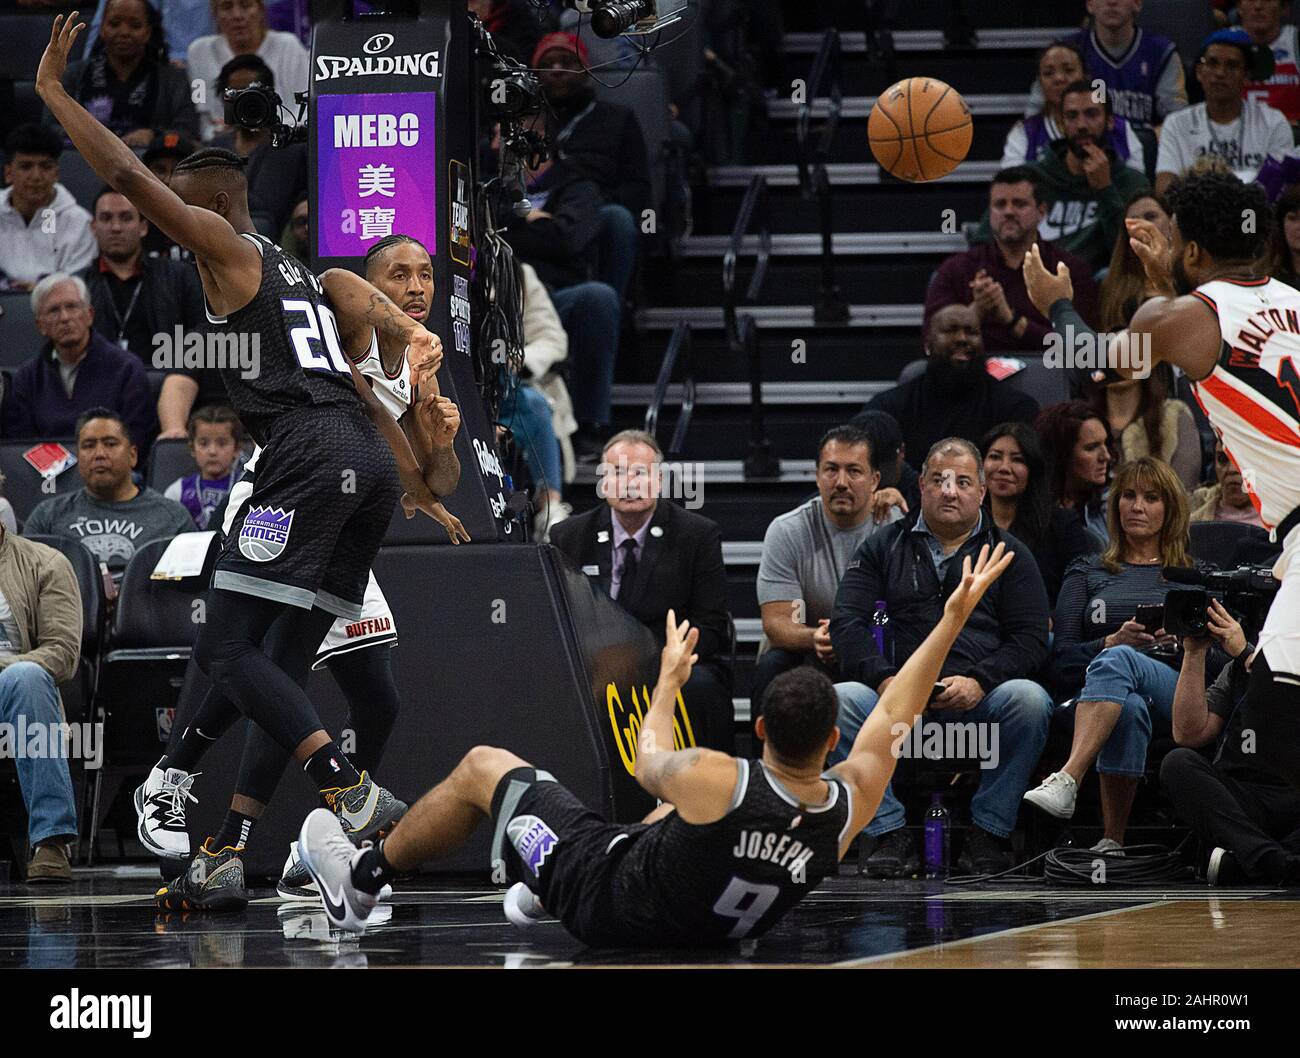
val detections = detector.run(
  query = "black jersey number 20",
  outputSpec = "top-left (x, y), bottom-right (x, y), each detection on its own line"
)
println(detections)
top-left (282, 298), bottom-right (350, 375)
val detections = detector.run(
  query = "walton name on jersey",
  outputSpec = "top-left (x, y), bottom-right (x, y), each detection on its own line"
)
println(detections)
top-left (732, 829), bottom-right (817, 882)
top-left (1227, 303), bottom-right (1300, 368)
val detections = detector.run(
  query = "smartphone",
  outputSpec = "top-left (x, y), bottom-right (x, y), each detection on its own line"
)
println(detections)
top-left (1135, 603), bottom-right (1165, 635)
top-left (926, 682), bottom-right (946, 705)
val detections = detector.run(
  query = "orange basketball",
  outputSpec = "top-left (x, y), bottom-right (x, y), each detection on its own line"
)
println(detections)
top-left (868, 77), bottom-right (972, 182)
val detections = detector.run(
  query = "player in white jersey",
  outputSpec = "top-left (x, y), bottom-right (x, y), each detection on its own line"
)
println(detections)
top-left (1026, 170), bottom-right (1300, 793)
top-left (138, 235), bottom-right (468, 904)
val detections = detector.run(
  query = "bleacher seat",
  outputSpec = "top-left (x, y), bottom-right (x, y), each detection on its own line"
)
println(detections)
top-left (1140, 0), bottom-right (1216, 81)
top-left (54, 156), bottom-right (102, 213)
top-left (1189, 520), bottom-right (1275, 567)
top-left (594, 65), bottom-right (672, 211)
top-left (146, 436), bottom-right (198, 492)
top-left (12, 80), bottom-right (40, 128)
top-left (0, 291), bottom-right (39, 370)
top-left (0, 439), bottom-right (81, 527)
top-left (23, 533), bottom-right (104, 727)
top-left (88, 535), bottom-right (209, 856)
top-left (896, 357), bottom-right (1066, 408)
top-left (0, 14), bottom-right (58, 82)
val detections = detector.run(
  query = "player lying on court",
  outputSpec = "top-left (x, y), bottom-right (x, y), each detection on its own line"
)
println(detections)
top-left (297, 543), bottom-right (1016, 944)
top-left (38, 13), bottom-right (455, 909)
top-left (1024, 170), bottom-right (1300, 794)
top-left (141, 236), bottom-right (467, 910)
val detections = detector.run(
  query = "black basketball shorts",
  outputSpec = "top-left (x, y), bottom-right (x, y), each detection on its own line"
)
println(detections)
top-left (214, 405), bottom-right (401, 621)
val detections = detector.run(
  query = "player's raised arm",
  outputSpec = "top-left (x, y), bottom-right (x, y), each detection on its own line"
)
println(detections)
top-left (634, 610), bottom-right (740, 823)
top-left (828, 544), bottom-right (1015, 847)
top-left (35, 13), bottom-right (250, 266)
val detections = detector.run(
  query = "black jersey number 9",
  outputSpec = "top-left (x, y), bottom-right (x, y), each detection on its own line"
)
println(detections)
top-left (282, 298), bottom-right (350, 374)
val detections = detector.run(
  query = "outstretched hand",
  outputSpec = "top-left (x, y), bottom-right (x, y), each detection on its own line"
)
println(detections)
top-left (659, 609), bottom-right (700, 689)
top-left (943, 543), bottom-right (1015, 623)
top-left (35, 12), bottom-right (85, 95)
top-left (1126, 217), bottom-right (1175, 296)
top-left (1022, 243), bottom-right (1073, 317)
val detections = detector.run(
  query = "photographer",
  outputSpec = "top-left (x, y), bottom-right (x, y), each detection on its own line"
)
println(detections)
top-left (1161, 599), bottom-right (1300, 886)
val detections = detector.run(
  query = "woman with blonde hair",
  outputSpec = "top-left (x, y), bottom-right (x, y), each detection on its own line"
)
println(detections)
top-left (1023, 458), bottom-right (1226, 850)
top-left (186, 0), bottom-right (309, 141)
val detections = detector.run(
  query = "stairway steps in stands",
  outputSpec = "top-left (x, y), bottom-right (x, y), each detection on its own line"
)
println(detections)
top-left (785, 47), bottom-right (1053, 97)
top-left (753, 107), bottom-right (1014, 166)
top-left (635, 304), bottom-right (922, 329)
top-left (691, 182), bottom-right (989, 234)
top-left (648, 254), bottom-right (939, 307)
top-left (780, 0), bottom-right (1082, 31)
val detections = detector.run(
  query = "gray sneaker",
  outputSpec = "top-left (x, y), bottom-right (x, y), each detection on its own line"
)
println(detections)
top-left (297, 809), bottom-right (378, 935)
top-left (322, 771), bottom-right (407, 844)
top-left (279, 839), bottom-right (392, 902)
top-left (155, 841), bottom-right (248, 913)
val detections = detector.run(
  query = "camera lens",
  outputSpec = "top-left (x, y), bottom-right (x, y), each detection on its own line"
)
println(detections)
top-left (592, 0), bottom-right (652, 38)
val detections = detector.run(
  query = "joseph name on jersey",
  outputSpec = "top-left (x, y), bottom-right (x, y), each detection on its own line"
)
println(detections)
top-left (1190, 277), bottom-right (1300, 532)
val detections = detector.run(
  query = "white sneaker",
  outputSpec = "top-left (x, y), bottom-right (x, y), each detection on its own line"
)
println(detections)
top-left (279, 839), bottom-right (392, 903)
top-left (502, 882), bottom-right (547, 930)
top-left (134, 765), bottom-right (199, 858)
top-left (1091, 838), bottom-right (1125, 856)
top-left (1022, 771), bottom-right (1078, 819)
top-left (297, 809), bottom-right (378, 935)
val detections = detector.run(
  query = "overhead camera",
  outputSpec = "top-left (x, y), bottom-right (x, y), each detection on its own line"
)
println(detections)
top-left (1161, 564), bottom-right (1280, 640)
top-left (222, 83), bottom-right (309, 147)
top-left (560, 0), bottom-right (690, 39)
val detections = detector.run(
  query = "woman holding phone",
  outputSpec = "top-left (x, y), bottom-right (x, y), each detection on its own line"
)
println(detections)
top-left (1022, 458), bottom-right (1228, 851)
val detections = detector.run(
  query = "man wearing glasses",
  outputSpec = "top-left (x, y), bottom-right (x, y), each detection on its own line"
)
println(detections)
top-left (1156, 28), bottom-right (1291, 192)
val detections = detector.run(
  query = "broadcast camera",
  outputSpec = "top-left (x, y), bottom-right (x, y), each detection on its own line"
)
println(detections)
top-left (1161, 564), bottom-right (1281, 640)
top-left (552, 0), bottom-right (690, 39)
top-left (223, 83), bottom-right (310, 147)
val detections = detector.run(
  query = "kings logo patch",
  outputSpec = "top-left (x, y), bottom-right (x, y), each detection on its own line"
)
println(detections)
top-left (238, 506), bottom-right (295, 562)
top-left (506, 815), bottom-right (559, 878)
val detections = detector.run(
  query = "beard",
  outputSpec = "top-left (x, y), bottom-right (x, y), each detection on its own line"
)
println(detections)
top-left (1173, 255), bottom-right (1194, 296)
top-left (927, 351), bottom-right (983, 395)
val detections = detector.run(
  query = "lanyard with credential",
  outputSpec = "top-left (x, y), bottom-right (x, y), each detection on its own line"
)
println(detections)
top-left (106, 278), bottom-right (144, 349)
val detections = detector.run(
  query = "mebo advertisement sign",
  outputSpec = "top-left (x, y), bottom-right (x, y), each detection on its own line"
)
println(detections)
top-left (315, 91), bottom-right (439, 260)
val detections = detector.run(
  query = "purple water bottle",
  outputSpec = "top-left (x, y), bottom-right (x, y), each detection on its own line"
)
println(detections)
top-left (924, 793), bottom-right (950, 879)
top-left (871, 599), bottom-right (890, 661)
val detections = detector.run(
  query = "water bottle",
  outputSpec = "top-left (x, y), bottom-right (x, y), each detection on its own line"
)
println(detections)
top-left (924, 793), bottom-right (950, 879)
top-left (870, 599), bottom-right (891, 662)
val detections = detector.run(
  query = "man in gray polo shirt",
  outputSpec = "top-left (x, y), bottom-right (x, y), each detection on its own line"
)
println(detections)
top-left (753, 425), bottom-right (905, 716)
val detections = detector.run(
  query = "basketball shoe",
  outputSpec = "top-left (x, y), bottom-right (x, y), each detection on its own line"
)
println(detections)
top-left (320, 770), bottom-right (407, 844)
top-left (134, 765), bottom-right (199, 858)
top-left (155, 840), bottom-right (248, 913)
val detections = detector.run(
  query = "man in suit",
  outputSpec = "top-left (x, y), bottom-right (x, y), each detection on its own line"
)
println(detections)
top-left (550, 430), bottom-right (735, 750)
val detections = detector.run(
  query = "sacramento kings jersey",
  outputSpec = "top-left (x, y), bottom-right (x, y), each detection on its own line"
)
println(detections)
top-left (1190, 277), bottom-right (1300, 532)
top-left (1064, 26), bottom-right (1184, 127)
top-left (204, 233), bottom-right (358, 445)
top-left (602, 760), bottom-right (852, 945)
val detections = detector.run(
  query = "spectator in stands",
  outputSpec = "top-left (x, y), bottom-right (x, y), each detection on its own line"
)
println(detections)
top-left (1084, 363), bottom-right (1202, 491)
top-left (1004, 41), bottom-right (1147, 172)
top-left (0, 472), bottom-right (15, 533)
top-left (498, 117), bottom-right (620, 463)
top-left (468, 0), bottom-right (544, 66)
top-left (83, 186), bottom-right (206, 366)
top-left (1037, 399), bottom-right (1112, 549)
top-left (46, 0), bottom-right (199, 148)
top-left (141, 131), bottom-right (194, 257)
top-left (0, 125), bottom-right (97, 290)
top-left (1190, 441), bottom-right (1265, 527)
top-left (0, 521), bottom-right (82, 883)
top-left (1156, 28), bottom-right (1291, 191)
top-left (532, 32), bottom-right (646, 301)
top-left (1162, 595), bottom-right (1300, 884)
top-left (828, 437), bottom-right (1053, 877)
top-left (515, 261), bottom-right (577, 539)
top-left (209, 56), bottom-right (306, 238)
top-left (550, 430), bottom-right (734, 750)
top-left (860, 304), bottom-right (1039, 468)
top-left (163, 404), bottom-right (245, 529)
top-left (1, 274), bottom-right (157, 448)
top-left (281, 190), bottom-right (308, 261)
top-left (1024, 457), bottom-right (1209, 850)
top-left (753, 426), bottom-right (905, 716)
top-left (981, 421), bottom-right (1093, 605)
top-left (1021, 80), bottom-right (1151, 271)
top-left (1099, 191), bottom-right (1173, 330)
top-left (24, 408), bottom-right (194, 583)
top-left (1238, 0), bottom-right (1300, 126)
top-left (83, 0), bottom-right (217, 65)
top-left (1052, 0), bottom-right (1187, 130)
top-left (851, 408), bottom-right (921, 511)
top-left (1264, 181), bottom-right (1300, 286)
top-left (187, 0), bottom-right (309, 142)
top-left (928, 166), bottom-right (1098, 352)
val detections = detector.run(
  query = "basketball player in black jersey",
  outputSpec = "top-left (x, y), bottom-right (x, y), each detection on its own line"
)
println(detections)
top-left (298, 544), bottom-right (1016, 943)
top-left (38, 14), bottom-right (452, 908)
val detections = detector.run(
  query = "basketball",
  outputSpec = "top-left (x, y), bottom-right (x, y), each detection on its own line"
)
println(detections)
top-left (868, 77), bottom-right (972, 182)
